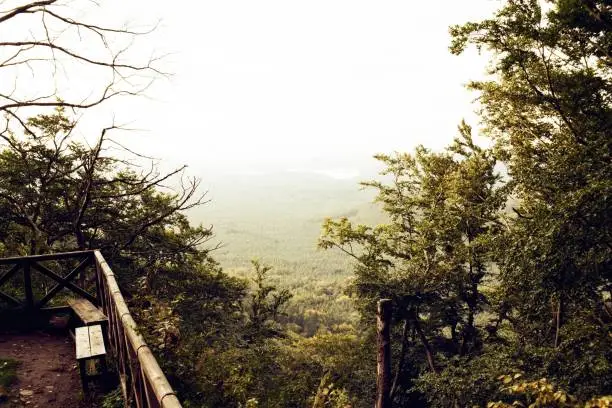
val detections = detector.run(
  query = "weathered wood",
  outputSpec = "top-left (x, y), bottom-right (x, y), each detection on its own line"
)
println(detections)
top-left (0, 255), bottom-right (95, 310)
top-left (162, 394), bottom-right (182, 407)
top-left (0, 250), bottom-right (94, 265)
top-left (78, 360), bottom-right (88, 393)
top-left (0, 250), bottom-right (182, 407)
top-left (89, 324), bottom-right (106, 357)
top-left (122, 314), bottom-right (147, 351)
top-left (40, 305), bottom-right (72, 314)
top-left (75, 326), bottom-right (92, 360)
top-left (0, 264), bottom-right (21, 306)
top-left (75, 325), bottom-right (107, 360)
top-left (376, 299), bottom-right (392, 408)
top-left (94, 251), bottom-right (114, 277)
top-left (93, 250), bottom-right (182, 408)
top-left (138, 346), bottom-right (178, 403)
top-left (76, 324), bottom-right (108, 393)
top-left (69, 298), bottom-right (107, 325)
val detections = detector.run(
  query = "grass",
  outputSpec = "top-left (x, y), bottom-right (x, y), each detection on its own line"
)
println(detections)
top-left (100, 387), bottom-right (124, 408)
top-left (0, 357), bottom-right (19, 390)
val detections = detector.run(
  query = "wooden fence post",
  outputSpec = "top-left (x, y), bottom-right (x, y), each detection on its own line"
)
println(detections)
top-left (23, 261), bottom-right (33, 310)
top-left (376, 299), bottom-right (392, 408)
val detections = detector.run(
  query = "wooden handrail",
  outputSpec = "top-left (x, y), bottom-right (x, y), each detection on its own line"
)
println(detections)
top-left (94, 250), bottom-right (182, 408)
top-left (0, 250), bottom-right (95, 265)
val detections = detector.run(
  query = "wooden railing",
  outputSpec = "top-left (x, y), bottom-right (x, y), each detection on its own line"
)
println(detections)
top-left (0, 250), bottom-right (182, 408)
top-left (0, 250), bottom-right (97, 310)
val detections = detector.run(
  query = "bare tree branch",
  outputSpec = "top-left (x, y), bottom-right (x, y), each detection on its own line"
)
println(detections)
top-left (0, 0), bottom-right (165, 133)
top-left (0, 0), bottom-right (56, 24)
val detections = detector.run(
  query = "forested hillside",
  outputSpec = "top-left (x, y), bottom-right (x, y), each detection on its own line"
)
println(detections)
top-left (188, 171), bottom-right (384, 335)
top-left (0, 0), bottom-right (610, 408)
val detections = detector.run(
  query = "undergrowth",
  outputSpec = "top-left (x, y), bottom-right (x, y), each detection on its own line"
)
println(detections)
top-left (0, 357), bottom-right (19, 389)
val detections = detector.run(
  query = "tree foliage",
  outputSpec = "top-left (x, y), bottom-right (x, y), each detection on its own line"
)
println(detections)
top-left (488, 375), bottom-right (612, 408)
top-left (320, 0), bottom-right (611, 406)
top-left (451, 0), bottom-right (611, 350)
top-left (0, 109), bottom-right (248, 403)
top-left (320, 124), bottom-right (508, 404)
top-left (245, 260), bottom-right (293, 340)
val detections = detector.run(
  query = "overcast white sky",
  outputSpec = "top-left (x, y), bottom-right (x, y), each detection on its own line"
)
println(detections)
top-left (75, 1), bottom-right (502, 177)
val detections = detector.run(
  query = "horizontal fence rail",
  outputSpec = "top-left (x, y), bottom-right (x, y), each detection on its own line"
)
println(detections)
top-left (0, 250), bottom-right (182, 408)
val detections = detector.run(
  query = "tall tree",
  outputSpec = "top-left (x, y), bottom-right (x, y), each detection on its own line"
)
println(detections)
top-left (450, 0), bottom-right (611, 350)
top-left (320, 1), bottom-right (611, 405)
top-left (0, 110), bottom-right (247, 403)
top-left (0, 108), bottom-right (205, 256)
top-left (320, 125), bottom-right (506, 405)
top-left (439, 0), bottom-right (612, 402)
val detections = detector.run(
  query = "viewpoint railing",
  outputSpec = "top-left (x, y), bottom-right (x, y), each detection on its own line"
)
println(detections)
top-left (0, 250), bottom-right (182, 408)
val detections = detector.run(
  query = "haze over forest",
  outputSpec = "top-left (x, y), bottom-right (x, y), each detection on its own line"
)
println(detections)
top-left (117, 0), bottom-right (499, 278)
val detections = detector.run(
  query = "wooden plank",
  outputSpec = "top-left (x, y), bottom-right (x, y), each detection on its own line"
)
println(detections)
top-left (0, 250), bottom-right (94, 265)
top-left (88, 325), bottom-right (106, 357)
top-left (75, 326), bottom-right (92, 360)
top-left (40, 305), bottom-right (72, 313)
top-left (68, 298), bottom-right (107, 325)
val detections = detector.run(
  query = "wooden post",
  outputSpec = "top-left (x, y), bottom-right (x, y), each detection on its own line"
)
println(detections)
top-left (376, 299), bottom-right (392, 408)
top-left (23, 261), bottom-right (33, 310)
top-left (94, 257), bottom-right (102, 307)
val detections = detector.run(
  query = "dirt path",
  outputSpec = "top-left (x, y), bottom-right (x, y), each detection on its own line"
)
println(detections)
top-left (0, 331), bottom-right (83, 407)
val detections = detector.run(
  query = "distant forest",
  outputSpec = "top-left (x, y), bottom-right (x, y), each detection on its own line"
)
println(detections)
top-left (0, 0), bottom-right (610, 407)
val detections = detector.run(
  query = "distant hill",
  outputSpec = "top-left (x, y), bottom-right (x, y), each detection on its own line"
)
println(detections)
top-left (187, 170), bottom-right (384, 275)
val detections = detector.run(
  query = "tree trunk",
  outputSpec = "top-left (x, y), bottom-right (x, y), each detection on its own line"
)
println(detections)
top-left (460, 308), bottom-right (475, 356)
top-left (554, 295), bottom-right (563, 348)
top-left (390, 319), bottom-right (409, 400)
top-left (411, 310), bottom-right (437, 373)
top-left (376, 299), bottom-right (392, 408)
